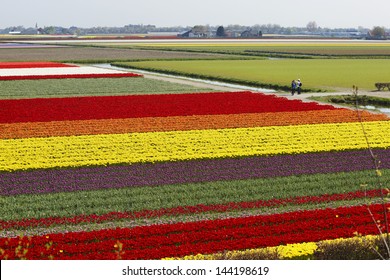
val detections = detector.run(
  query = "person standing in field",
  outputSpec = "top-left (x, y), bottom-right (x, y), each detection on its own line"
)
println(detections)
top-left (296, 79), bottom-right (302, 95)
top-left (291, 80), bottom-right (297, 95)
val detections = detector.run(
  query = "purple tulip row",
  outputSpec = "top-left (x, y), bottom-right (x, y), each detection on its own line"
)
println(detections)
top-left (1, 149), bottom-right (389, 196)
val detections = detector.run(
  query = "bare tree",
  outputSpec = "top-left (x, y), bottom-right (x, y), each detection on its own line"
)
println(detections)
top-left (306, 21), bottom-right (318, 32)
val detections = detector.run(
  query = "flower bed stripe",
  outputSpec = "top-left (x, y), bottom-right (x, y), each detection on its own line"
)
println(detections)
top-left (0, 73), bottom-right (142, 81)
top-left (0, 92), bottom-right (336, 123)
top-left (1, 189), bottom-right (386, 230)
top-left (1, 110), bottom-right (388, 139)
top-left (2, 149), bottom-right (389, 196)
top-left (0, 204), bottom-right (387, 259)
top-left (0, 62), bottom-right (77, 69)
top-left (0, 65), bottom-right (140, 77)
top-left (1, 121), bottom-right (389, 172)
top-left (2, 169), bottom-right (388, 223)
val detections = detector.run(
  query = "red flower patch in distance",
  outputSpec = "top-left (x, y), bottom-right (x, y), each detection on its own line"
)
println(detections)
top-left (0, 73), bottom-right (142, 81)
top-left (0, 61), bottom-right (77, 69)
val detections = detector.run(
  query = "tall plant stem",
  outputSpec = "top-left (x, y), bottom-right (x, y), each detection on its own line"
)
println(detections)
top-left (352, 85), bottom-right (390, 258)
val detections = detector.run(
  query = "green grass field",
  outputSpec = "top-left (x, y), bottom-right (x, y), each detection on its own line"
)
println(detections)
top-left (87, 41), bottom-right (390, 58)
top-left (116, 59), bottom-right (390, 92)
top-left (0, 77), bottom-right (214, 99)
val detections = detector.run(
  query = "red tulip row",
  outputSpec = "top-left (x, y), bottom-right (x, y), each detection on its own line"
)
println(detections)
top-left (1, 189), bottom-right (385, 230)
top-left (0, 61), bottom-right (77, 69)
top-left (0, 91), bottom-right (336, 123)
top-left (0, 72), bottom-right (143, 81)
top-left (1, 203), bottom-right (387, 260)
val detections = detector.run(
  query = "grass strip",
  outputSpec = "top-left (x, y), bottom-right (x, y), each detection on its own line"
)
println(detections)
top-left (0, 77), bottom-right (213, 99)
top-left (123, 43), bottom-right (390, 57)
top-left (310, 95), bottom-right (390, 108)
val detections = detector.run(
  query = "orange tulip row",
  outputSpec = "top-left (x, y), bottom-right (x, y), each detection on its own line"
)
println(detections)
top-left (1, 109), bottom-right (388, 139)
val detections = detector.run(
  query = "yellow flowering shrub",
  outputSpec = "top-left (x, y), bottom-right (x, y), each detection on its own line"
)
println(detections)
top-left (162, 234), bottom-right (388, 260)
top-left (277, 243), bottom-right (318, 259)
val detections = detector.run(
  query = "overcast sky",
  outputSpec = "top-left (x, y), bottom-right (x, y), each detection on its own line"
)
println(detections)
top-left (2, 0), bottom-right (390, 29)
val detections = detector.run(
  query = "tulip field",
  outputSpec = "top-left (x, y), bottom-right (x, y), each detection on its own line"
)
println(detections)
top-left (0, 61), bottom-right (390, 260)
top-left (0, 61), bottom-right (142, 80)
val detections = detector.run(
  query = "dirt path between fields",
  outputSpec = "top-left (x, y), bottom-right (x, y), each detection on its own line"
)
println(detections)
top-left (141, 72), bottom-right (240, 92)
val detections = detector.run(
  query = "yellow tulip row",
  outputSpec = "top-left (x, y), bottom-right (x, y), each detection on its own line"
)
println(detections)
top-left (162, 234), bottom-right (385, 260)
top-left (1, 121), bottom-right (389, 172)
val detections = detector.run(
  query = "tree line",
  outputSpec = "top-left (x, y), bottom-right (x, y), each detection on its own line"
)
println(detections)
top-left (0, 23), bottom-right (387, 38)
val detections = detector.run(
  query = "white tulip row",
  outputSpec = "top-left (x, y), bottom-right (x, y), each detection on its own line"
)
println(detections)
top-left (0, 65), bottom-right (129, 77)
